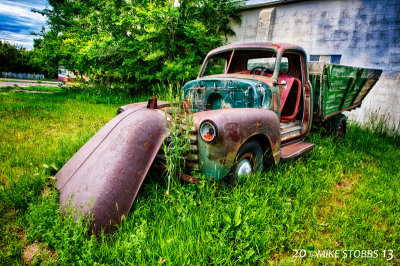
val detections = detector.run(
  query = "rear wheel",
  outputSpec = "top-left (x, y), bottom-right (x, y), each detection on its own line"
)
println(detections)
top-left (328, 114), bottom-right (347, 138)
top-left (225, 140), bottom-right (264, 185)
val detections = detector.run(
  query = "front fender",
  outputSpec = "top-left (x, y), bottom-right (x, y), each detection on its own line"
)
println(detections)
top-left (193, 108), bottom-right (280, 180)
top-left (55, 108), bottom-right (168, 230)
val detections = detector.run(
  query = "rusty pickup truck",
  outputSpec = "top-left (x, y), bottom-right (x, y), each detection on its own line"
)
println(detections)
top-left (55, 42), bottom-right (382, 230)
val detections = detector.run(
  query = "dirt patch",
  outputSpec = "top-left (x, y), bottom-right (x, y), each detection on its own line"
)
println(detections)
top-left (23, 243), bottom-right (40, 264)
top-left (267, 251), bottom-right (295, 264)
top-left (10, 89), bottom-right (53, 94)
top-left (0, 82), bottom-right (59, 88)
top-left (0, 78), bottom-right (60, 84)
top-left (317, 172), bottom-right (362, 221)
top-left (23, 243), bottom-right (57, 264)
top-left (337, 178), bottom-right (352, 189)
top-left (0, 78), bottom-right (61, 89)
top-left (41, 186), bottom-right (53, 198)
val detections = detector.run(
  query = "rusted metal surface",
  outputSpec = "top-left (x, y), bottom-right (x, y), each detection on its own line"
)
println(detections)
top-left (299, 55), bottom-right (313, 138)
top-left (202, 73), bottom-right (274, 86)
top-left (56, 107), bottom-right (168, 231)
top-left (192, 108), bottom-right (280, 180)
top-left (281, 139), bottom-right (314, 159)
top-left (198, 42), bottom-right (307, 79)
top-left (118, 101), bottom-right (169, 113)
top-left (204, 42), bottom-right (305, 59)
top-left (180, 173), bottom-right (200, 184)
top-left (147, 96), bottom-right (158, 109)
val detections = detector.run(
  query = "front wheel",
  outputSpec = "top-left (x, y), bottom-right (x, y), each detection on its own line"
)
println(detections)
top-left (225, 140), bottom-right (264, 185)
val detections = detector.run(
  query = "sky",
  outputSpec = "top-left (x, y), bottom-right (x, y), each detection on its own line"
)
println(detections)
top-left (0, 0), bottom-right (48, 49)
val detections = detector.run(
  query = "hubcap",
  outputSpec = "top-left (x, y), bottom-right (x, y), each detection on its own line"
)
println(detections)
top-left (236, 158), bottom-right (252, 177)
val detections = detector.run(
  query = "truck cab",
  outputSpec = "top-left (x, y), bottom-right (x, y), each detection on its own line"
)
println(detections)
top-left (182, 42), bottom-right (315, 181)
top-left (195, 42), bottom-right (312, 138)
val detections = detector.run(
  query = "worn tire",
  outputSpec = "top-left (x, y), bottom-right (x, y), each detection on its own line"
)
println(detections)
top-left (225, 140), bottom-right (264, 185)
top-left (328, 114), bottom-right (347, 138)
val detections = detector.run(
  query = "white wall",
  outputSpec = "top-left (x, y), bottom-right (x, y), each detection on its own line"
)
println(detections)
top-left (230, 0), bottom-right (400, 130)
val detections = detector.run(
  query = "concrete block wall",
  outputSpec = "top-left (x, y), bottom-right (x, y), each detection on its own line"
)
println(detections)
top-left (229, 0), bottom-right (400, 130)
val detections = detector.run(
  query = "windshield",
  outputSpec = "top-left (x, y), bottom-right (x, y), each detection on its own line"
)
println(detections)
top-left (202, 49), bottom-right (283, 77)
top-left (203, 56), bottom-right (227, 76)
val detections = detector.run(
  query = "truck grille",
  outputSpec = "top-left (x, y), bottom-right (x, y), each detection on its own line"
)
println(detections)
top-left (183, 124), bottom-right (199, 172)
top-left (156, 124), bottom-right (199, 173)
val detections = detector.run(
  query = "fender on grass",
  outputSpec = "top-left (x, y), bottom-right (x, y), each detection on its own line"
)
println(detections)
top-left (55, 108), bottom-right (168, 231)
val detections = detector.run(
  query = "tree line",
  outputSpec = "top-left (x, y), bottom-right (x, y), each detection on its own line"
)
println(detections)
top-left (0, 40), bottom-right (43, 75)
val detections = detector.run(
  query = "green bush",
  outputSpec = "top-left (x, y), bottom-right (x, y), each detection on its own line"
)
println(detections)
top-left (33, 0), bottom-right (243, 94)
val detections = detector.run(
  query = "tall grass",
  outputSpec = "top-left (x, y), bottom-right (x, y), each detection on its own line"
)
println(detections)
top-left (0, 89), bottom-right (399, 264)
top-left (162, 84), bottom-right (194, 194)
top-left (364, 110), bottom-right (400, 138)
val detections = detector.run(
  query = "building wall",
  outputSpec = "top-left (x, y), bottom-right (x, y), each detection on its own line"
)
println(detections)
top-left (229, 0), bottom-right (400, 130)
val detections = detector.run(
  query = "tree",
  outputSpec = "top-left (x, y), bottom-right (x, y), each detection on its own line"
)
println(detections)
top-left (0, 40), bottom-right (42, 74)
top-left (29, 33), bottom-right (63, 78)
top-left (34, 0), bottom-right (243, 93)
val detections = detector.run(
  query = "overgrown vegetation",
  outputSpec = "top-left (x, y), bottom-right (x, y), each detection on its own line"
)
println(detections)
top-left (364, 110), bottom-right (400, 137)
top-left (0, 40), bottom-right (42, 75)
top-left (162, 85), bottom-right (194, 194)
top-left (29, 0), bottom-right (242, 93)
top-left (0, 89), bottom-right (398, 264)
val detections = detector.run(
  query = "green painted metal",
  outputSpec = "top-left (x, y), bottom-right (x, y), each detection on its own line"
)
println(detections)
top-left (182, 78), bottom-right (275, 180)
top-left (197, 136), bottom-right (232, 180)
top-left (182, 77), bottom-right (272, 112)
top-left (309, 62), bottom-right (382, 121)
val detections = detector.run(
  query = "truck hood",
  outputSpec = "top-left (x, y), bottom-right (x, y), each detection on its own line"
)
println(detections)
top-left (201, 74), bottom-right (275, 86)
top-left (182, 75), bottom-right (272, 112)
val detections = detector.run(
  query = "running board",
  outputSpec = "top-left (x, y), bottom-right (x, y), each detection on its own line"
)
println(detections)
top-left (281, 140), bottom-right (314, 160)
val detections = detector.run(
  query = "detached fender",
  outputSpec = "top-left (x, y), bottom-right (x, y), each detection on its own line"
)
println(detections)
top-left (193, 108), bottom-right (280, 180)
top-left (117, 101), bottom-right (169, 114)
top-left (55, 108), bottom-right (168, 230)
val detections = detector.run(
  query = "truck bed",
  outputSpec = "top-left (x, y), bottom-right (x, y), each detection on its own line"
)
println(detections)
top-left (309, 62), bottom-right (382, 121)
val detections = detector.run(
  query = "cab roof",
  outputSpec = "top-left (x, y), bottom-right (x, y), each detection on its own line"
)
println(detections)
top-left (207, 42), bottom-right (306, 56)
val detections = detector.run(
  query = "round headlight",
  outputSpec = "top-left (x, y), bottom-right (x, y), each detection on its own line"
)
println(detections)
top-left (200, 121), bottom-right (217, 143)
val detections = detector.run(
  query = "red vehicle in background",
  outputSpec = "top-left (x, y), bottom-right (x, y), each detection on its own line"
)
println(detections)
top-left (57, 66), bottom-right (74, 82)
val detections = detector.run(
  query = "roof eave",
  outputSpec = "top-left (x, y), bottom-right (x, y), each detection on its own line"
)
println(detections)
top-left (241, 0), bottom-right (301, 10)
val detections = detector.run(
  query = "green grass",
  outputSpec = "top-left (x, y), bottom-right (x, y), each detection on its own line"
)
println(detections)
top-left (0, 89), bottom-right (399, 264)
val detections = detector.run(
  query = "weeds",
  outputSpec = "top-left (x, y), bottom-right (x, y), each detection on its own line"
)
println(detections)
top-left (364, 110), bottom-right (400, 138)
top-left (162, 84), bottom-right (194, 194)
top-left (26, 189), bottom-right (98, 264)
top-left (59, 84), bottom-right (149, 105)
top-left (0, 174), bottom-right (46, 210)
